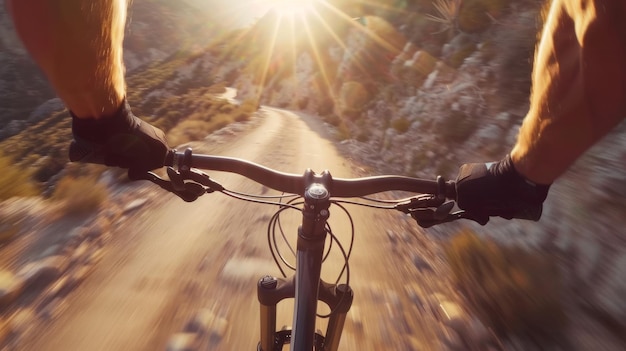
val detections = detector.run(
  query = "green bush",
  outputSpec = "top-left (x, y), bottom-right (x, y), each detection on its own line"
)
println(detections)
top-left (445, 230), bottom-right (566, 337)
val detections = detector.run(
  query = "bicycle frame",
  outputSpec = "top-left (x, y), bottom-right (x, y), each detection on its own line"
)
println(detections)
top-left (257, 170), bottom-right (353, 351)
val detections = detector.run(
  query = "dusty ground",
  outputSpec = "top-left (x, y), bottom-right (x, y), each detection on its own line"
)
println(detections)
top-left (2, 107), bottom-right (486, 351)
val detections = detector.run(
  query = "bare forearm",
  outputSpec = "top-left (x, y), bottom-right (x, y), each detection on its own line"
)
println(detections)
top-left (511, 0), bottom-right (626, 184)
top-left (8, 0), bottom-right (126, 118)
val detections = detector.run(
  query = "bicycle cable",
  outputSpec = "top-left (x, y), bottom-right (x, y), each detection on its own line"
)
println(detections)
top-left (225, 188), bottom-right (301, 200)
top-left (331, 198), bottom-right (397, 210)
top-left (316, 220), bottom-right (351, 319)
top-left (267, 197), bottom-right (336, 277)
top-left (328, 201), bottom-right (355, 286)
top-left (269, 198), bottom-right (303, 274)
top-left (189, 181), bottom-right (422, 320)
top-left (219, 189), bottom-right (302, 210)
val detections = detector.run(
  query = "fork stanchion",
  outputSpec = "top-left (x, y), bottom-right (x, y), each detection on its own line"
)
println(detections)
top-left (258, 276), bottom-right (294, 351)
top-left (319, 282), bottom-right (354, 351)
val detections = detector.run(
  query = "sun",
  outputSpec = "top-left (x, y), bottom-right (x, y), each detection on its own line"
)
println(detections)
top-left (241, 0), bottom-right (374, 104)
top-left (267, 0), bottom-right (317, 15)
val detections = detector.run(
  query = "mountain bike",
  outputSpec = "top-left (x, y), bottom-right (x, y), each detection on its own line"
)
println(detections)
top-left (120, 147), bottom-right (491, 351)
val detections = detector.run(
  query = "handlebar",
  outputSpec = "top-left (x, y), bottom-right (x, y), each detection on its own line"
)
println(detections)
top-left (152, 148), bottom-right (472, 227)
top-left (165, 150), bottom-right (457, 199)
top-left (71, 146), bottom-right (488, 227)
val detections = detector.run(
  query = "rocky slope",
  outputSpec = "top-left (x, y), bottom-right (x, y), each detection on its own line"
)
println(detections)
top-left (0, 2), bottom-right (56, 138)
top-left (0, 0), bottom-right (223, 134)
top-left (229, 1), bottom-right (625, 349)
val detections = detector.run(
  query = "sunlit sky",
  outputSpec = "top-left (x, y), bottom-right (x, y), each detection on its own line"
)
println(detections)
top-left (190, 0), bottom-right (318, 28)
top-left (186, 0), bottom-right (399, 103)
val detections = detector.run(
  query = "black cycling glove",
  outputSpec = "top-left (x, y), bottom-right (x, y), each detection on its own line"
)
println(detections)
top-left (455, 154), bottom-right (550, 222)
top-left (70, 99), bottom-right (169, 171)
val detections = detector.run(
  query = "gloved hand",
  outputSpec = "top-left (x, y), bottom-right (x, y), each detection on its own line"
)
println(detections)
top-left (455, 154), bottom-right (550, 222)
top-left (69, 99), bottom-right (169, 171)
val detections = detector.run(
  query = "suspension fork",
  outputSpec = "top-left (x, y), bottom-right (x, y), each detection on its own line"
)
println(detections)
top-left (257, 170), bottom-right (353, 351)
top-left (257, 278), bottom-right (353, 351)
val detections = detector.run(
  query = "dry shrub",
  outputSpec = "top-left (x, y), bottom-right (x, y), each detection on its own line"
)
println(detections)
top-left (337, 123), bottom-right (351, 141)
top-left (167, 120), bottom-right (210, 146)
top-left (425, 0), bottom-right (462, 34)
top-left (239, 99), bottom-right (259, 115)
top-left (52, 176), bottom-right (108, 215)
top-left (207, 82), bottom-right (227, 94)
top-left (136, 77), bottom-right (257, 147)
top-left (445, 230), bottom-right (566, 338)
top-left (458, 0), bottom-right (511, 33)
top-left (0, 213), bottom-right (21, 244)
top-left (219, 104), bottom-right (235, 114)
top-left (391, 117), bottom-right (411, 133)
top-left (0, 154), bottom-right (39, 201)
top-left (298, 97), bottom-right (309, 110)
top-left (448, 43), bottom-right (476, 68)
top-left (339, 81), bottom-right (369, 118)
top-left (167, 113), bottom-right (235, 146)
top-left (317, 96), bottom-right (335, 116)
top-left (438, 110), bottom-right (479, 143)
top-left (361, 16), bottom-right (406, 54)
top-left (491, 4), bottom-right (544, 110)
top-left (322, 114), bottom-right (341, 127)
top-left (205, 113), bottom-right (232, 131)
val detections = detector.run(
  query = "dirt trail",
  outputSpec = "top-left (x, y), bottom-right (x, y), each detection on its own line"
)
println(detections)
top-left (21, 107), bottom-right (450, 351)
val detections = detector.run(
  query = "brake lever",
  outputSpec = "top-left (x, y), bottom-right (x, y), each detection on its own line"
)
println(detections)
top-left (400, 197), bottom-right (491, 227)
top-left (413, 210), bottom-right (490, 228)
top-left (127, 169), bottom-right (208, 202)
top-left (396, 194), bottom-right (445, 213)
top-left (408, 201), bottom-right (454, 228)
top-left (167, 167), bottom-right (186, 192)
top-left (184, 168), bottom-right (225, 192)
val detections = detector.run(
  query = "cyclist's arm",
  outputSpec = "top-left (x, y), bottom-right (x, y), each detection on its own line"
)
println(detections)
top-left (7, 0), bottom-right (126, 118)
top-left (511, 0), bottom-right (626, 184)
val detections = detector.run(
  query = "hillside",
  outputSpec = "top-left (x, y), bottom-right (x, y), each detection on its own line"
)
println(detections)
top-left (0, 0), bottom-right (223, 132)
top-left (0, 0), bottom-right (259, 194)
top-left (225, 1), bottom-right (626, 349)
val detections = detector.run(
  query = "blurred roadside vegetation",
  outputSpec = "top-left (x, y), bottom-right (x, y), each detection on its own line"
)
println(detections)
top-left (445, 230), bottom-right (566, 340)
top-left (0, 50), bottom-right (258, 213)
top-left (0, 153), bottom-right (40, 202)
top-left (51, 174), bottom-right (109, 216)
